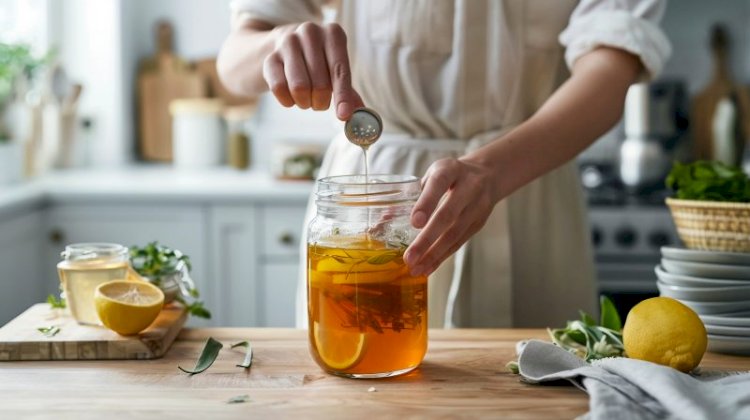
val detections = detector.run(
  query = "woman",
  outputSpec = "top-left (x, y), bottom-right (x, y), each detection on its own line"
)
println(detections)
top-left (218, 0), bottom-right (671, 328)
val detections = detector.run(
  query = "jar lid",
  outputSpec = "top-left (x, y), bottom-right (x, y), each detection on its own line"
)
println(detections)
top-left (169, 98), bottom-right (224, 116)
top-left (61, 243), bottom-right (128, 261)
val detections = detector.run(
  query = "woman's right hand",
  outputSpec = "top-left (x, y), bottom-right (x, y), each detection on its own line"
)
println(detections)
top-left (263, 22), bottom-right (364, 120)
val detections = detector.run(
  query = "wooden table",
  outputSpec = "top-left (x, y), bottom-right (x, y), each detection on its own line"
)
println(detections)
top-left (1, 329), bottom-right (749, 418)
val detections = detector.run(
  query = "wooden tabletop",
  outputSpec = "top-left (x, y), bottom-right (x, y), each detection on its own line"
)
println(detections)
top-left (1, 328), bottom-right (749, 418)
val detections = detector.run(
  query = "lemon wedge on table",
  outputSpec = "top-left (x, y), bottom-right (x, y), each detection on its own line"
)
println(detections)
top-left (313, 321), bottom-right (366, 370)
top-left (94, 280), bottom-right (165, 336)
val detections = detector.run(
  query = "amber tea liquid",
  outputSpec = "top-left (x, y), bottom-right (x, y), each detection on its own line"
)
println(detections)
top-left (308, 238), bottom-right (427, 377)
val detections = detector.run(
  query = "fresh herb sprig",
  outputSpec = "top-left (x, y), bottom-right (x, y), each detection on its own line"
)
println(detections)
top-left (231, 341), bottom-right (253, 369)
top-left (37, 326), bottom-right (61, 337)
top-left (666, 160), bottom-right (750, 202)
top-left (47, 294), bottom-right (66, 309)
top-left (547, 296), bottom-right (625, 361)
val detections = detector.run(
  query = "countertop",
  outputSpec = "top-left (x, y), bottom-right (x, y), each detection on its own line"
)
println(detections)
top-left (1, 328), bottom-right (749, 418)
top-left (0, 166), bottom-right (314, 217)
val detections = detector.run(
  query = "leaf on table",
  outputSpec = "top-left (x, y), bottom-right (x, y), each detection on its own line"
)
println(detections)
top-left (231, 341), bottom-right (253, 369)
top-left (226, 394), bottom-right (251, 404)
top-left (178, 337), bottom-right (223, 375)
top-left (505, 361), bottom-right (519, 374)
top-left (37, 326), bottom-right (60, 337)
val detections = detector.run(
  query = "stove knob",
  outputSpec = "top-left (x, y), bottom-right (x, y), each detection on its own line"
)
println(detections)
top-left (615, 227), bottom-right (637, 248)
top-left (591, 227), bottom-right (603, 247)
top-left (648, 231), bottom-right (671, 248)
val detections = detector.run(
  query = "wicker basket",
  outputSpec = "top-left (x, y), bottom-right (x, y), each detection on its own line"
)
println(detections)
top-left (666, 198), bottom-right (750, 252)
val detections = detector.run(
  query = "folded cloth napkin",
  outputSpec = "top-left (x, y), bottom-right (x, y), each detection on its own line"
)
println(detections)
top-left (518, 340), bottom-right (750, 420)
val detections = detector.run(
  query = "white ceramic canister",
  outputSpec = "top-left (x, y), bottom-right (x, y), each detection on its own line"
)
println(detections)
top-left (169, 98), bottom-right (225, 168)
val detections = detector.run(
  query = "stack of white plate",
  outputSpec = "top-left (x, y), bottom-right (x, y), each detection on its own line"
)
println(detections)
top-left (656, 247), bottom-right (750, 355)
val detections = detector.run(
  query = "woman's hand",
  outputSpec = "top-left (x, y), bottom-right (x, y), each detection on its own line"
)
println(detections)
top-left (403, 157), bottom-right (500, 276)
top-left (263, 22), bottom-right (364, 120)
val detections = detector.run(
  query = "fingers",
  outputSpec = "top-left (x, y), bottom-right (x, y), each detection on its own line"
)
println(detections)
top-left (297, 23), bottom-right (332, 110)
top-left (263, 52), bottom-right (294, 107)
top-left (323, 23), bottom-right (364, 119)
top-left (417, 217), bottom-right (484, 276)
top-left (411, 160), bottom-right (459, 229)
top-left (279, 34), bottom-right (312, 109)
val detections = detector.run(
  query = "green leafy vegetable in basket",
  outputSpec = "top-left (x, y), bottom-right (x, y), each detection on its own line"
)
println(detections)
top-left (666, 161), bottom-right (750, 202)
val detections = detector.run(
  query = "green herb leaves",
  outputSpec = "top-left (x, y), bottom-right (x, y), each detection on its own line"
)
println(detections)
top-left (178, 337), bottom-right (223, 375)
top-left (666, 160), bottom-right (750, 202)
top-left (231, 341), bottom-right (253, 369)
top-left (226, 394), bottom-right (251, 404)
top-left (547, 296), bottom-right (625, 361)
top-left (179, 338), bottom-right (254, 375)
top-left (47, 294), bottom-right (66, 309)
top-left (37, 326), bottom-right (61, 337)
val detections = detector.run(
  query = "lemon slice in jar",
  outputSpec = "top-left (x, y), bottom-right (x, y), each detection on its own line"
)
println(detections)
top-left (313, 321), bottom-right (366, 370)
top-left (94, 280), bottom-right (164, 336)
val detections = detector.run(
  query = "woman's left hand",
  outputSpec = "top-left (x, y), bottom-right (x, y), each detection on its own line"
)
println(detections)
top-left (403, 157), bottom-right (500, 276)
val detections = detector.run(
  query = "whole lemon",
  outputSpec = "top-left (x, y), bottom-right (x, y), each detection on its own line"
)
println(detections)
top-left (623, 297), bottom-right (707, 372)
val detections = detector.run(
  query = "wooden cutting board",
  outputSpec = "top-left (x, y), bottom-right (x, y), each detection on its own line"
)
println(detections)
top-left (137, 21), bottom-right (207, 161)
top-left (0, 303), bottom-right (187, 361)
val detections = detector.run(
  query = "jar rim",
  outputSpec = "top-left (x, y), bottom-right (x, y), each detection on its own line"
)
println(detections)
top-left (61, 243), bottom-right (129, 261)
top-left (315, 174), bottom-right (420, 206)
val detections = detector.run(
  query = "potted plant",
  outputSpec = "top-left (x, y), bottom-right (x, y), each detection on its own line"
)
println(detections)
top-left (665, 160), bottom-right (750, 252)
top-left (129, 242), bottom-right (211, 319)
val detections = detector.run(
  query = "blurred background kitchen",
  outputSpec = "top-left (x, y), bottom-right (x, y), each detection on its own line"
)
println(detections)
top-left (1, 0), bottom-right (749, 326)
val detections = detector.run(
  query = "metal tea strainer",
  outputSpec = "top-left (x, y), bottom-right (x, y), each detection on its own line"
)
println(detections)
top-left (344, 107), bottom-right (383, 148)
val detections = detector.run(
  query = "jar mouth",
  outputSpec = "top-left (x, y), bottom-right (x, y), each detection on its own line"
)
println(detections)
top-left (61, 243), bottom-right (129, 261)
top-left (316, 174), bottom-right (420, 206)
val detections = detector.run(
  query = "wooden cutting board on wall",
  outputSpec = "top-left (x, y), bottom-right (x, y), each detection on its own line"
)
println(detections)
top-left (137, 21), bottom-right (207, 161)
top-left (0, 304), bottom-right (187, 361)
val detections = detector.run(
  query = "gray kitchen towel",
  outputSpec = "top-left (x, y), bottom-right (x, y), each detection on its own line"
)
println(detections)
top-left (517, 340), bottom-right (750, 420)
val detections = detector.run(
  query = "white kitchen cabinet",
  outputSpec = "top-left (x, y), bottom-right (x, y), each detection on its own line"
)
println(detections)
top-left (0, 209), bottom-right (45, 325)
top-left (259, 262), bottom-right (299, 327)
top-left (208, 206), bottom-right (258, 327)
top-left (44, 203), bottom-right (211, 327)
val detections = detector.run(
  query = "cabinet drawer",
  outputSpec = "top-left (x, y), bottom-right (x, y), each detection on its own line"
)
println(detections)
top-left (260, 205), bottom-right (306, 257)
top-left (260, 262), bottom-right (299, 327)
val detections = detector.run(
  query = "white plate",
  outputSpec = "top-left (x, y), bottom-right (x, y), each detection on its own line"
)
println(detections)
top-left (707, 334), bottom-right (750, 355)
top-left (661, 247), bottom-right (750, 265)
top-left (678, 299), bottom-right (750, 315)
top-left (661, 259), bottom-right (750, 280)
top-left (657, 281), bottom-right (750, 301)
top-left (699, 313), bottom-right (750, 327)
top-left (705, 324), bottom-right (750, 337)
top-left (655, 266), bottom-right (749, 288)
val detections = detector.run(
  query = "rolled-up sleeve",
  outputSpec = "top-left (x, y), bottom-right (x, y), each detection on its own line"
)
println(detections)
top-left (230, 0), bottom-right (325, 29)
top-left (559, 0), bottom-right (672, 79)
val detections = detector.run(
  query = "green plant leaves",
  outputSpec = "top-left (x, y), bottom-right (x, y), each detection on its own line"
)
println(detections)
top-left (178, 337), bottom-right (223, 375)
top-left (231, 341), bottom-right (253, 369)
top-left (666, 160), bottom-right (750, 202)
top-left (599, 295), bottom-right (622, 331)
top-left (46, 294), bottom-right (66, 309)
top-left (367, 251), bottom-right (400, 265)
top-left (37, 326), bottom-right (60, 337)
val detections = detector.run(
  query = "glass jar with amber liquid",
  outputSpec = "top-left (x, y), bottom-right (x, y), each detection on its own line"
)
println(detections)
top-left (307, 174), bottom-right (426, 378)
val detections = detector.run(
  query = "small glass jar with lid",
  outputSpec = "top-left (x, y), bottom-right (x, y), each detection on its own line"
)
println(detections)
top-left (57, 243), bottom-right (130, 325)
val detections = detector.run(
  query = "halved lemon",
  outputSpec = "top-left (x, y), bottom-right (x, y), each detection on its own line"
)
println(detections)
top-left (313, 321), bottom-right (366, 370)
top-left (94, 280), bottom-right (164, 336)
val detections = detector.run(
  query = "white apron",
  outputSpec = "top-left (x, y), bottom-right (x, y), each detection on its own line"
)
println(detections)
top-left (292, 0), bottom-right (598, 328)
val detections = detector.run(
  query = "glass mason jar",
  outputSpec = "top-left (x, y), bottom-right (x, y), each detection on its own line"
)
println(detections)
top-left (57, 243), bottom-right (130, 325)
top-left (307, 174), bottom-right (427, 378)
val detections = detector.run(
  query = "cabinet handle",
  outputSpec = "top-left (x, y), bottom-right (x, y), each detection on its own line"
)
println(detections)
top-left (49, 229), bottom-right (65, 244)
top-left (279, 232), bottom-right (295, 246)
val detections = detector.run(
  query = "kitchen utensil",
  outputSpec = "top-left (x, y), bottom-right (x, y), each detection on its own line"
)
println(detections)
top-left (705, 324), bottom-right (750, 337)
top-left (137, 21), bottom-right (207, 161)
top-left (618, 81), bottom-right (688, 192)
top-left (666, 197), bottom-right (750, 252)
top-left (50, 64), bottom-right (71, 105)
top-left (692, 24), bottom-right (750, 164)
top-left (707, 334), bottom-right (750, 355)
top-left (344, 107), bottom-right (383, 148)
top-left (677, 299), bottom-right (750, 315)
top-left (700, 313), bottom-right (750, 327)
top-left (169, 98), bottom-right (225, 169)
top-left (655, 265), bottom-right (748, 288)
top-left (0, 303), bottom-right (187, 360)
top-left (661, 246), bottom-right (750, 265)
top-left (662, 258), bottom-right (750, 280)
top-left (657, 281), bottom-right (750, 301)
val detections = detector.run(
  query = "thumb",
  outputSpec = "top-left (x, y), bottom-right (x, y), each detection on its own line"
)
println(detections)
top-left (323, 24), bottom-right (364, 120)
